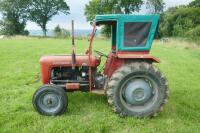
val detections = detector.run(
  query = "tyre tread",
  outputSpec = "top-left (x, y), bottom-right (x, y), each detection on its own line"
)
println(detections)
top-left (106, 61), bottom-right (169, 118)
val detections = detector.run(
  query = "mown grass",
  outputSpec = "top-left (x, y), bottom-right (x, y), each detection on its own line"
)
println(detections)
top-left (0, 37), bottom-right (200, 133)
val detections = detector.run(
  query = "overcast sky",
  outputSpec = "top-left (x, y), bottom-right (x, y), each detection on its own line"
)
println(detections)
top-left (26, 0), bottom-right (91, 30)
top-left (0, 0), bottom-right (193, 30)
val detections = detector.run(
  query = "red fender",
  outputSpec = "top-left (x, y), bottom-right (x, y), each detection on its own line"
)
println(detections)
top-left (104, 51), bottom-right (160, 79)
top-left (116, 51), bottom-right (160, 63)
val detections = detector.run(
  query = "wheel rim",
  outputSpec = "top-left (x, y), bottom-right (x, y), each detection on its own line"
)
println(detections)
top-left (124, 79), bottom-right (152, 105)
top-left (120, 75), bottom-right (159, 113)
top-left (38, 92), bottom-right (62, 113)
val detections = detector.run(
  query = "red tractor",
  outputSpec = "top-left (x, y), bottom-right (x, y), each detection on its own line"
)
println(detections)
top-left (33, 15), bottom-right (168, 117)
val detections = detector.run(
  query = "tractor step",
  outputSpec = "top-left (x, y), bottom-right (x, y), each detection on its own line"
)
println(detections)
top-left (91, 89), bottom-right (105, 95)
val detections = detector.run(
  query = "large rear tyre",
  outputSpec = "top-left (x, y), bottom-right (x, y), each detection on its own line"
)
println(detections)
top-left (106, 62), bottom-right (168, 118)
top-left (32, 85), bottom-right (68, 116)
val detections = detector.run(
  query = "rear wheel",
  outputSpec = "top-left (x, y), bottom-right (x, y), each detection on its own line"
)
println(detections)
top-left (32, 85), bottom-right (68, 116)
top-left (106, 62), bottom-right (168, 117)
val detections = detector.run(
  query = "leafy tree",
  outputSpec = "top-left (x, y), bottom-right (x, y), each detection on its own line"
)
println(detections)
top-left (85, 0), bottom-right (113, 22)
top-left (0, 19), bottom-right (29, 36)
top-left (54, 25), bottom-right (70, 38)
top-left (85, 0), bottom-right (143, 21)
top-left (28, 0), bottom-right (70, 36)
top-left (85, 0), bottom-right (143, 37)
top-left (54, 25), bottom-right (62, 37)
top-left (113, 0), bottom-right (144, 14)
top-left (61, 29), bottom-right (70, 38)
top-left (146, 0), bottom-right (165, 14)
top-left (186, 25), bottom-right (200, 37)
top-left (189, 0), bottom-right (200, 8)
top-left (0, 0), bottom-right (30, 35)
top-left (101, 26), bottom-right (112, 37)
top-left (159, 7), bottom-right (200, 38)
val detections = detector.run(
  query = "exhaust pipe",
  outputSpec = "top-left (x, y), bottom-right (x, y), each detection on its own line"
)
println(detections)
top-left (71, 20), bottom-right (76, 69)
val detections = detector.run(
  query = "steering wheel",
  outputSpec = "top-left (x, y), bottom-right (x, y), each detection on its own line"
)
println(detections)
top-left (94, 50), bottom-right (108, 58)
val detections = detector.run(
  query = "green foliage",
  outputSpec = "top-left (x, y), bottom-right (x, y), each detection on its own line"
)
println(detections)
top-left (0, 0), bottom-right (30, 35)
top-left (189, 0), bottom-right (200, 7)
top-left (186, 25), bottom-right (200, 37)
top-left (160, 6), bottom-right (200, 38)
top-left (0, 19), bottom-right (29, 36)
top-left (146, 0), bottom-right (165, 14)
top-left (61, 29), bottom-right (71, 38)
top-left (54, 25), bottom-right (62, 36)
top-left (85, 0), bottom-right (143, 37)
top-left (115, 0), bottom-right (144, 14)
top-left (28, 0), bottom-right (70, 36)
top-left (84, 0), bottom-right (113, 22)
top-left (85, 0), bottom-right (143, 22)
top-left (0, 0), bottom-right (70, 36)
top-left (101, 26), bottom-right (112, 38)
top-left (54, 25), bottom-right (70, 38)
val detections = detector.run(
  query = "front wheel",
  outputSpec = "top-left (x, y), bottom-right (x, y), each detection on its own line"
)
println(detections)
top-left (32, 85), bottom-right (68, 116)
top-left (106, 62), bottom-right (168, 118)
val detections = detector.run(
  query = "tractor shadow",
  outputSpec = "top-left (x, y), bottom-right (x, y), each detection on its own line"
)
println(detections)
top-left (66, 91), bottom-right (108, 115)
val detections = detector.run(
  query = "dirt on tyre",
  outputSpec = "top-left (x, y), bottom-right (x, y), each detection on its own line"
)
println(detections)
top-left (106, 62), bottom-right (168, 118)
top-left (32, 85), bottom-right (68, 116)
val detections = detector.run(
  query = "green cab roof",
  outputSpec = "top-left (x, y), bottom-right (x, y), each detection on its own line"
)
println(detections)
top-left (95, 14), bottom-right (160, 51)
top-left (95, 14), bottom-right (160, 23)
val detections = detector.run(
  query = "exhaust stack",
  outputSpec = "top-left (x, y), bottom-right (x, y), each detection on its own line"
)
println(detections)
top-left (71, 20), bottom-right (76, 69)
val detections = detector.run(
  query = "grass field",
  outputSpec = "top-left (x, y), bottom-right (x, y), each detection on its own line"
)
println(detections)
top-left (0, 37), bottom-right (200, 133)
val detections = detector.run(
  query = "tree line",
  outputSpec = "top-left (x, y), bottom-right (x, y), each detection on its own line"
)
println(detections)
top-left (85, 0), bottom-right (200, 39)
top-left (0, 0), bottom-right (199, 39)
top-left (160, 0), bottom-right (200, 39)
top-left (0, 0), bottom-right (69, 36)
top-left (0, 0), bottom-right (165, 37)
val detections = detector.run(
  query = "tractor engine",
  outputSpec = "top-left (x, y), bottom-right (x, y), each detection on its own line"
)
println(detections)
top-left (39, 55), bottom-right (103, 91)
top-left (51, 66), bottom-right (89, 81)
top-left (50, 66), bottom-right (104, 91)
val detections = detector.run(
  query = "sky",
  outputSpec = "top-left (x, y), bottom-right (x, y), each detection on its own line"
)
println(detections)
top-left (0, 0), bottom-right (193, 30)
top-left (26, 0), bottom-right (91, 30)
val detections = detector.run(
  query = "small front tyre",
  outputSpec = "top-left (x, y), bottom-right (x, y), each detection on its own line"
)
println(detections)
top-left (32, 85), bottom-right (68, 116)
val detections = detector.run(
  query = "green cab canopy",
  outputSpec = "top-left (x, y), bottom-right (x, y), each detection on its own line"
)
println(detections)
top-left (95, 14), bottom-right (160, 51)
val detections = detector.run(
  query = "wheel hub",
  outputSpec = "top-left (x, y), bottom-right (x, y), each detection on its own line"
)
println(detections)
top-left (43, 94), bottom-right (59, 107)
top-left (133, 88), bottom-right (145, 101)
top-left (124, 79), bottom-right (152, 105)
top-left (39, 93), bottom-right (61, 112)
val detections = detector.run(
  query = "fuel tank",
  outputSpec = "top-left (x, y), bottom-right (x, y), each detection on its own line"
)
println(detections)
top-left (40, 55), bottom-right (101, 84)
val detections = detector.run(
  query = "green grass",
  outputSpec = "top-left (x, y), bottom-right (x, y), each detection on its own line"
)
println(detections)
top-left (0, 37), bottom-right (200, 133)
